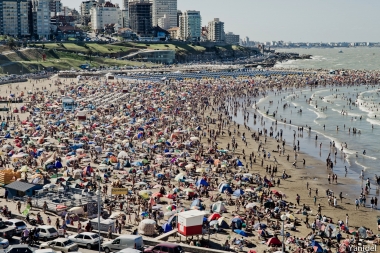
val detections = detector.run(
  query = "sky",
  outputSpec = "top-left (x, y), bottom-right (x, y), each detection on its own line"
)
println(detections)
top-left (65, 0), bottom-right (380, 42)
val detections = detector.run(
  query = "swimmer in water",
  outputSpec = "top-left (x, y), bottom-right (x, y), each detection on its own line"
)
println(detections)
top-left (363, 150), bottom-right (366, 155)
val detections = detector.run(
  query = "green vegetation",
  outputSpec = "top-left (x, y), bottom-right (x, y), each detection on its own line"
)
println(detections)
top-left (0, 45), bottom-right (155, 74)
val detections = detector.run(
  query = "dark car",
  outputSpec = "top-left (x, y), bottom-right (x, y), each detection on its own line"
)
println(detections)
top-left (144, 243), bottom-right (183, 253)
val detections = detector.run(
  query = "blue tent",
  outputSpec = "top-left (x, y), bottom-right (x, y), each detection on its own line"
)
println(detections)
top-left (196, 179), bottom-right (209, 187)
top-left (190, 199), bottom-right (203, 210)
top-left (219, 183), bottom-right (233, 194)
top-left (234, 229), bottom-right (248, 237)
top-left (310, 241), bottom-right (323, 253)
top-left (55, 160), bottom-right (63, 169)
top-left (233, 189), bottom-right (244, 197)
top-left (162, 222), bottom-right (172, 233)
top-left (236, 159), bottom-right (243, 167)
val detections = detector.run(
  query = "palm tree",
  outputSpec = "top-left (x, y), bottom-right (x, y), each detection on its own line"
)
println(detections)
top-left (87, 49), bottom-right (93, 62)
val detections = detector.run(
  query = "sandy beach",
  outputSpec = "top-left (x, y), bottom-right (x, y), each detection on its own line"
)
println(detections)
top-left (0, 71), bottom-right (378, 253)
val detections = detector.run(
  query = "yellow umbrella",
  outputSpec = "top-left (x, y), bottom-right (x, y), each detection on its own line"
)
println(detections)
top-left (20, 166), bottom-right (29, 172)
top-left (286, 213), bottom-right (295, 220)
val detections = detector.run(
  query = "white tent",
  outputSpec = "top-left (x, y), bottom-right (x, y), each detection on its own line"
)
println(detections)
top-left (90, 218), bottom-right (115, 232)
top-left (212, 201), bottom-right (227, 213)
top-left (138, 219), bottom-right (156, 236)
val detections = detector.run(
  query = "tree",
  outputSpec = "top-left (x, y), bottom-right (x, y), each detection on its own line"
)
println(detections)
top-left (7, 38), bottom-right (16, 50)
top-left (86, 49), bottom-right (93, 62)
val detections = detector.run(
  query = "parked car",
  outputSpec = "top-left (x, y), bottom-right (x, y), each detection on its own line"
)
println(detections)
top-left (40, 238), bottom-right (78, 253)
top-left (102, 235), bottom-right (143, 253)
top-left (68, 232), bottom-right (103, 249)
top-left (38, 225), bottom-right (59, 241)
top-left (0, 237), bottom-right (9, 248)
top-left (4, 219), bottom-right (26, 235)
top-left (144, 243), bottom-right (183, 253)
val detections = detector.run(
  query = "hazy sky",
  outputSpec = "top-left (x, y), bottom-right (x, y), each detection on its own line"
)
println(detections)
top-left (66, 0), bottom-right (380, 42)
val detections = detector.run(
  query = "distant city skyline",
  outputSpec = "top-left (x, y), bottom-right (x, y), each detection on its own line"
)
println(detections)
top-left (63, 0), bottom-right (380, 42)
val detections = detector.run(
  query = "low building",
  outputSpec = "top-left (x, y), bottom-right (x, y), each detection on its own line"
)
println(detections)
top-left (118, 28), bottom-right (138, 39)
top-left (62, 96), bottom-right (77, 111)
top-left (126, 49), bottom-right (175, 64)
top-left (167, 27), bottom-right (179, 40)
top-left (6, 181), bottom-right (43, 198)
top-left (56, 25), bottom-right (84, 40)
top-left (225, 32), bottom-right (240, 45)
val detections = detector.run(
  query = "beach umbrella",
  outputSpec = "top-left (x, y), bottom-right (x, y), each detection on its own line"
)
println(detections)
top-left (19, 166), bottom-right (29, 172)
top-left (183, 188), bottom-right (194, 193)
top-left (174, 173), bottom-right (186, 181)
top-left (153, 184), bottom-right (162, 189)
top-left (358, 227), bottom-right (367, 238)
top-left (208, 213), bottom-right (221, 221)
top-left (234, 229), bottom-right (247, 237)
top-left (246, 202), bottom-right (258, 209)
top-left (286, 213), bottom-right (295, 220)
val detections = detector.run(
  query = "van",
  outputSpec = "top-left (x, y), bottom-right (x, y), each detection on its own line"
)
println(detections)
top-left (102, 235), bottom-right (143, 253)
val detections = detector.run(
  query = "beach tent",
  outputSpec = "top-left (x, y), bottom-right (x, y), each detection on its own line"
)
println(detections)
top-left (218, 183), bottom-right (233, 194)
top-left (267, 237), bottom-right (282, 246)
top-left (162, 222), bottom-right (172, 233)
top-left (190, 199), bottom-right (203, 210)
top-left (233, 189), bottom-right (245, 197)
top-left (217, 217), bottom-right (229, 229)
top-left (208, 213), bottom-right (221, 221)
top-left (357, 227), bottom-right (367, 238)
top-left (310, 241), bottom-right (323, 253)
top-left (236, 159), bottom-right (243, 167)
top-left (196, 179), bottom-right (209, 187)
top-left (212, 201), bottom-right (227, 213)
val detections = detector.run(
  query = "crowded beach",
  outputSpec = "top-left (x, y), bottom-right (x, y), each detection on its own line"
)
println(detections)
top-left (0, 69), bottom-right (378, 253)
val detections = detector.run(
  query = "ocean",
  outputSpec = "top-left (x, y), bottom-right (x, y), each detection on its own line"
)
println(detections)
top-left (274, 47), bottom-right (380, 70)
top-left (233, 85), bottom-right (380, 198)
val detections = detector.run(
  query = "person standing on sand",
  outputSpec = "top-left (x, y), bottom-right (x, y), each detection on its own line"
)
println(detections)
top-left (296, 194), bottom-right (300, 205)
top-left (346, 214), bottom-right (349, 228)
top-left (355, 199), bottom-right (359, 210)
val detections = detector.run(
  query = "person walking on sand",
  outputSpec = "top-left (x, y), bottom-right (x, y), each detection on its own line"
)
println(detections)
top-left (355, 199), bottom-right (359, 210)
top-left (345, 214), bottom-right (349, 228)
top-left (296, 194), bottom-right (300, 205)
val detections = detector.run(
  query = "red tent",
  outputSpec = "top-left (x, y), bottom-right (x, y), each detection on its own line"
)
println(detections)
top-left (208, 213), bottom-right (221, 221)
top-left (267, 237), bottom-right (282, 246)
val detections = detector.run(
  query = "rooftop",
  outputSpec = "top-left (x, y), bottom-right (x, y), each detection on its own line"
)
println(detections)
top-left (6, 181), bottom-right (37, 192)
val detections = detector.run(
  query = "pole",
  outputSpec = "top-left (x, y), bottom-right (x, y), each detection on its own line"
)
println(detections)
top-left (282, 219), bottom-right (285, 253)
top-left (97, 180), bottom-right (101, 253)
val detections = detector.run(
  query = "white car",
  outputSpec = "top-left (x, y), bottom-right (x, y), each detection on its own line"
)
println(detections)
top-left (0, 237), bottom-right (9, 249)
top-left (68, 232), bottom-right (103, 249)
top-left (38, 225), bottom-right (59, 241)
top-left (40, 238), bottom-right (79, 253)
top-left (4, 219), bottom-right (26, 235)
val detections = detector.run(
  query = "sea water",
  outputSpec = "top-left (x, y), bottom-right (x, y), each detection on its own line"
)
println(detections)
top-left (230, 85), bottom-right (380, 199)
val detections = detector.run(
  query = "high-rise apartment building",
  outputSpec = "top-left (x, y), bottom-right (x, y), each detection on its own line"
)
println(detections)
top-left (49, 0), bottom-right (61, 16)
top-left (152, 0), bottom-right (176, 30)
top-left (90, 1), bottom-right (122, 33)
top-left (31, 0), bottom-right (51, 38)
top-left (179, 10), bottom-right (201, 41)
top-left (0, 0), bottom-right (29, 36)
top-left (80, 0), bottom-right (97, 25)
top-left (176, 10), bottom-right (181, 27)
top-left (129, 0), bottom-right (152, 36)
top-left (207, 18), bottom-right (224, 42)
